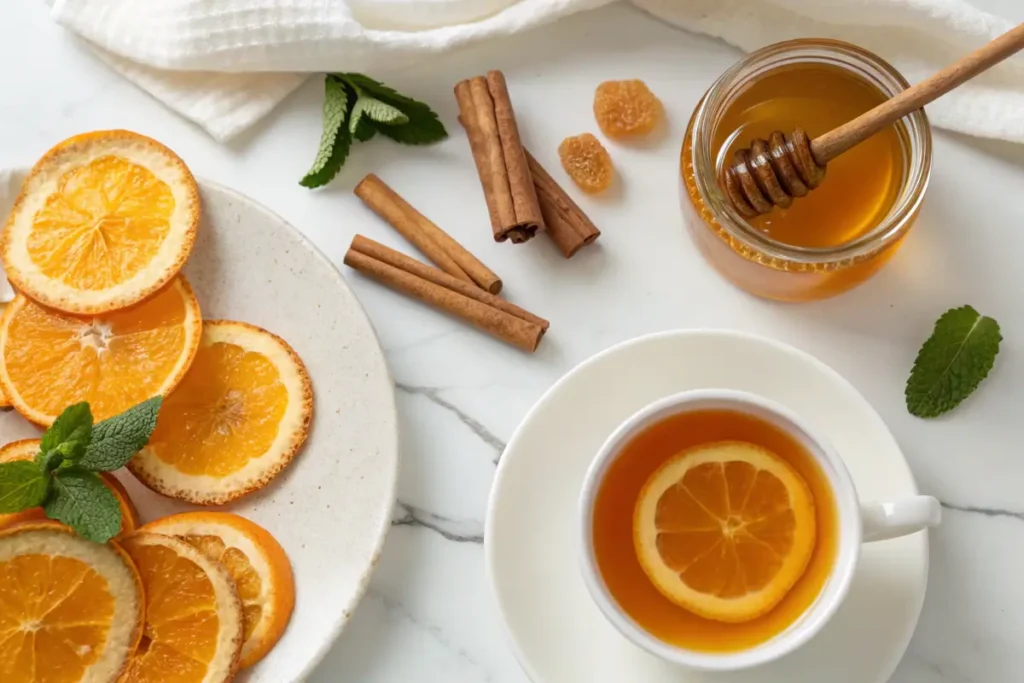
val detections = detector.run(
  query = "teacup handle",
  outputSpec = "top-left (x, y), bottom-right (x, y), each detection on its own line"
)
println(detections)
top-left (860, 496), bottom-right (941, 542)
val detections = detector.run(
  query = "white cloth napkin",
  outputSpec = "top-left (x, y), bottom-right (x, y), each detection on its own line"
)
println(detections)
top-left (50, 0), bottom-right (1024, 143)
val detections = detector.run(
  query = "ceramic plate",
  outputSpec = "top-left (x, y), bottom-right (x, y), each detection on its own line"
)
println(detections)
top-left (0, 169), bottom-right (399, 683)
top-left (486, 330), bottom-right (928, 683)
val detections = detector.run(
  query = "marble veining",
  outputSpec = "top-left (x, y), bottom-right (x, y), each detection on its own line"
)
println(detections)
top-left (393, 501), bottom-right (485, 545)
top-left (396, 383), bottom-right (507, 462)
top-left (938, 501), bottom-right (1024, 522)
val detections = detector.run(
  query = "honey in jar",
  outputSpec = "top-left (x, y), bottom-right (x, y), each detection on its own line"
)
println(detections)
top-left (681, 40), bottom-right (932, 302)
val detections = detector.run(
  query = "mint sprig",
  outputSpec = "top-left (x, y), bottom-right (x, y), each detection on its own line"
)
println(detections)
top-left (906, 306), bottom-right (1002, 418)
top-left (0, 397), bottom-right (163, 542)
top-left (300, 73), bottom-right (448, 189)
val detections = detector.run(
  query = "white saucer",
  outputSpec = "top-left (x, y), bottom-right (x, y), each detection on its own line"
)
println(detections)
top-left (485, 330), bottom-right (928, 683)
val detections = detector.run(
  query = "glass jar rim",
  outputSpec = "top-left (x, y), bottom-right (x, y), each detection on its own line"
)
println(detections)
top-left (689, 38), bottom-right (933, 264)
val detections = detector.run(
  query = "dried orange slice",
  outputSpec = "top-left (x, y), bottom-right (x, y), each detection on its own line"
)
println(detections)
top-left (1, 130), bottom-right (199, 315)
top-left (0, 304), bottom-right (8, 409)
top-left (0, 439), bottom-right (140, 537)
top-left (0, 276), bottom-right (201, 426)
top-left (142, 512), bottom-right (295, 668)
top-left (119, 532), bottom-right (243, 683)
top-left (634, 441), bottom-right (816, 623)
top-left (130, 320), bottom-right (313, 505)
top-left (0, 523), bottom-right (144, 682)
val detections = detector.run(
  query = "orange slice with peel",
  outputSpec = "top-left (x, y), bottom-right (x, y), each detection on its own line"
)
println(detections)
top-left (141, 512), bottom-right (295, 668)
top-left (1, 130), bottom-right (199, 315)
top-left (0, 523), bottom-right (144, 683)
top-left (0, 439), bottom-right (140, 537)
top-left (0, 304), bottom-right (8, 409)
top-left (0, 276), bottom-right (201, 426)
top-left (129, 320), bottom-right (313, 505)
top-left (118, 532), bottom-right (243, 683)
top-left (634, 441), bottom-right (816, 623)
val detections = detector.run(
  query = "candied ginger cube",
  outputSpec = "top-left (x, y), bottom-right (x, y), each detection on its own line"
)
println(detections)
top-left (558, 133), bottom-right (614, 194)
top-left (593, 79), bottom-right (663, 138)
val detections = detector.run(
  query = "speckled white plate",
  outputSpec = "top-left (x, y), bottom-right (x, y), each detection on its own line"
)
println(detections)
top-left (487, 330), bottom-right (928, 683)
top-left (0, 168), bottom-right (399, 683)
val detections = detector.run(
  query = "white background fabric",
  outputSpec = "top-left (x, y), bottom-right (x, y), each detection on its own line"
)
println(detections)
top-left (50, 0), bottom-right (1024, 143)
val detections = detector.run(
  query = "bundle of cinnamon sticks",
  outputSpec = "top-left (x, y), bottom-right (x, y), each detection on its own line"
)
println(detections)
top-left (456, 70), bottom-right (600, 258)
top-left (343, 70), bottom-right (603, 353)
top-left (347, 173), bottom-right (549, 352)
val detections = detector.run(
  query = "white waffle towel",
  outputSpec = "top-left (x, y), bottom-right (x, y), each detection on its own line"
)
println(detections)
top-left (49, 0), bottom-right (1024, 143)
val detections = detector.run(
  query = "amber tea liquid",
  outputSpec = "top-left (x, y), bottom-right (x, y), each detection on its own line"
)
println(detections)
top-left (591, 409), bottom-right (839, 652)
top-left (714, 62), bottom-right (905, 249)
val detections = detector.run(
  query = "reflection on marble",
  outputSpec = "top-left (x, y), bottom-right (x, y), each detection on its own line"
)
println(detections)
top-left (6, 0), bottom-right (1024, 680)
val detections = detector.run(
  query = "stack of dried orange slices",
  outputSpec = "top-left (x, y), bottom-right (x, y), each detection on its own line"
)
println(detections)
top-left (0, 130), bottom-right (315, 683)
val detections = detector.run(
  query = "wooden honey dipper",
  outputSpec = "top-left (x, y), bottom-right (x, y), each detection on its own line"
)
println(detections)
top-left (724, 23), bottom-right (1024, 217)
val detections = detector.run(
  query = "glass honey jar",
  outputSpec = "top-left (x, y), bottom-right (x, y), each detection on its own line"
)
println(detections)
top-left (681, 39), bottom-right (932, 302)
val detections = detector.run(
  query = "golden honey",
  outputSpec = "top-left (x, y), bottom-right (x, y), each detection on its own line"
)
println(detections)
top-left (682, 40), bottom-right (932, 302)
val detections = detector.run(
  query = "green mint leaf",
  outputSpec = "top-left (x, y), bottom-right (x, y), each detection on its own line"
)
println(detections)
top-left (370, 109), bottom-right (447, 145)
top-left (334, 73), bottom-right (433, 113)
top-left (906, 306), bottom-right (1002, 418)
top-left (349, 95), bottom-right (409, 134)
top-left (45, 470), bottom-right (121, 543)
top-left (300, 76), bottom-right (354, 189)
top-left (78, 396), bottom-right (162, 472)
top-left (0, 461), bottom-right (49, 513)
top-left (41, 402), bottom-right (93, 461)
top-left (35, 450), bottom-right (63, 473)
top-left (334, 73), bottom-right (448, 145)
top-left (353, 117), bottom-right (377, 142)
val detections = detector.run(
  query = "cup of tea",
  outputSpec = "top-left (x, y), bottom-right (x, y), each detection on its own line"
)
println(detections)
top-left (577, 388), bottom-right (940, 671)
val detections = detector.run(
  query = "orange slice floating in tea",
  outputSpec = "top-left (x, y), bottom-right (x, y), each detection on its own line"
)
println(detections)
top-left (118, 532), bottom-right (243, 683)
top-left (0, 523), bottom-right (144, 683)
top-left (0, 276), bottom-right (202, 426)
top-left (634, 441), bottom-right (816, 623)
top-left (1, 130), bottom-right (199, 315)
top-left (141, 511), bottom-right (295, 669)
top-left (0, 439), bottom-right (141, 537)
top-left (129, 320), bottom-right (313, 505)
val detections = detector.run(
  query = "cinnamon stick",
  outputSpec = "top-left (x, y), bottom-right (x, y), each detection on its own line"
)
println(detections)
top-left (355, 174), bottom-right (503, 294)
top-left (455, 71), bottom-right (544, 244)
top-left (525, 150), bottom-right (601, 258)
top-left (344, 235), bottom-right (547, 352)
top-left (351, 235), bottom-right (547, 329)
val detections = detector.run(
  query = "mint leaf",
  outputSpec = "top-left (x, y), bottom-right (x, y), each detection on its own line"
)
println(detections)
top-left (0, 461), bottom-right (49, 513)
top-left (45, 470), bottom-right (121, 543)
top-left (335, 73), bottom-right (434, 114)
top-left (906, 306), bottom-right (1002, 418)
top-left (41, 403), bottom-right (92, 461)
top-left (334, 72), bottom-right (447, 145)
top-left (35, 450), bottom-right (62, 473)
top-left (370, 110), bottom-right (447, 145)
top-left (300, 76), bottom-right (353, 189)
top-left (353, 117), bottom-right (377, 142)
top-left (349, 96), bottom-right (408, 134)
top-left (79, 396), bottom-right (162, 471)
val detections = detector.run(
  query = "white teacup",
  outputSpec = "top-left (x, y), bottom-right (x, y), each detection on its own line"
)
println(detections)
top-left (577, 388), bottom-right (940, 672)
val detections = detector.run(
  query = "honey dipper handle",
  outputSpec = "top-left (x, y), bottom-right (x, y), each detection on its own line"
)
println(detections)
top-left (810, 22), bottom-right (1024, 164)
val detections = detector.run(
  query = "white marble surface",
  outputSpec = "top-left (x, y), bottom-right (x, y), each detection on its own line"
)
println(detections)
top-left (4, 2), bottom-right (1024, 681)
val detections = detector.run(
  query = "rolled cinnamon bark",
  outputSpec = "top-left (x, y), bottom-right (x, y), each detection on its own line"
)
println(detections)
top-left (525, 150), bottom-right (601, 258)
top-left (355, 174), bottom-right (503, 293)
top-left (344, 235), bottom-right (547, 352)
top-left (455, 71), bottom-right (544, 244)
top-left (351, 235), bottom-right (547, 330)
